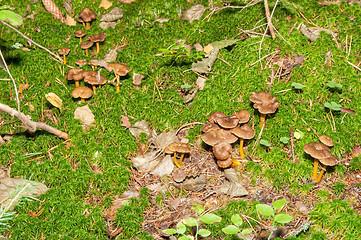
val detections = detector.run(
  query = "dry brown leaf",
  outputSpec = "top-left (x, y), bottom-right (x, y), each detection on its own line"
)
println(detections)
top-left (121, 115), bottom-right (131, 128)
top-left (89, 59), bottom-right (108, 69)
top-left (64, 14), bottom-right (76, 26)
top-left (25, 102), bottom-right (36, 111)
top-left (99, 0), bottom-right (113, 9)
top-left (99, 7), bottom-right (123, 22)
top-left (133, 73), bottom-right (144, 89)
top-left (99, 22), bottom-right (117, 29)
top-left (151, 155), bottom-right (174, 176)
top-left (196, 76), bottom-right (207, 90)
top-left (219, 168), bottom-right (248, 197)
top-left (43, 109), bottom-right (58, 125)
top-left (129, 120), bottom-right (155, 139)
top-left (74, 105), bottom-right (95, 131)
top-left (41, 0), bottom-right (65, 22)
top-left (62, 0), bottom-right (73, 15)
top-left (180, 4), bottom-right (206, 23)
top-left (45, 92), bottom-right (62, 109)
top-left (104, 49), bottom-right (117, 62)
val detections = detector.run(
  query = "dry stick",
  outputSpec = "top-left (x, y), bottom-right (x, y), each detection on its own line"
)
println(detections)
top-left (264, 0), bottom-right (276, 39)
top-left (290, 126), bottom-right (296, 163)
top-left (346, 60), bottom-right (361, 71)
top-left (0, 103), bottom-right (69, 140)
top-left (251, 124), bottom-right (265, 156)
top-left (0, 19), bottom-right (63, 63)
top-left (0, 49), bottom-right (20, 112)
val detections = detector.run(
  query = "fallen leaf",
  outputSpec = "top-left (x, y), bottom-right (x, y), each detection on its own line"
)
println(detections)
top-left (43, 109), bottom-right (58, 125)
top-left (89, 59), bottom-right (108, 69)
top-left (129, 120), bottom-right (155, 139)
top-left (341, 107), bottom-right (356, 115)
top-left (196, 76), bottom-right (207, 90)
top-left (99, 22), bottom-right (117, 29)
top-left (300, 23), bottom-right (337, 42)
top-left (74, 105), bottom-right (95, 131)
top-left (104, 48), bottom-right (117, 63)
top-left (153, 130), bottom-right (178, 150)
top-left (64, 14), bottom-right (76, 26)
top-left (121, 115), bottom-right (131, 128)
top-left (133, 73), bottom-right (144, 89)
top-left (174, 175), bottom-right (206, 191)
top-left (192, 47), bottom-right (219, 72)
top-left (45, 92), bottom-right (62, 109)
top-left (204, 39), bottom-right (239, 54)
top-left (132, 150), bottom-right (160, 172)
top-left (151, 155), bottom-right (174, 176)
top-left (41, 0), bottom-right (65, 22)
top-left (193, 42), bottom-right (203, 52)
top-left (218, 168), bottom-right (248, 197)
top-left (295, 201), bottom-right (309, 215)
top-left (62, 0), bottom-right (73, 15)
top-left (25, 102), bottom-right (36, 111)
top-left (99, 7), bottom-right (123, 22)
top-left (180, 4), bottom-right (206, 23)
top-left (99, 0), bottom-right (113, 9)
top-left (152, 18), bottom-right (171, 24)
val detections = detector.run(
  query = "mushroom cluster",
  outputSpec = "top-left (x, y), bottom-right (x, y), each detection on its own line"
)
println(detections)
top-left (165, 142), bottom-right (191, 168)
top-left (250, 91), bottom-right (280, 128)
top-left (201, 111), bottom-right (255, 168)
top-left (304, 135), bottom-right (338, 183)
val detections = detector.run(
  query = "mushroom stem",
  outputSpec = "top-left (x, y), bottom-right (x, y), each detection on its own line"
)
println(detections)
top-left (86, 22), bottom-right (90, 30)
top-left (173, 153), bottom-right (181, 168)
top-left (115, 74), bottom-right (120, 93)
top-left (63, 55), bottom-right (66, 65)
top-left (85, 49), bottom-right (89, 57)
top-left (75, 80), bottom-right (80, 88)
top-left (79, 37), bottom-right (82, 43)
top-left (231, 157), bottom-right (241, 169)
top-left (316, 168), bottom-right (326, 183)
top-left (92, 85), bottom-right (96, 94)
top-left (179, 153), bottom-right (185, 167)
top-left (312, 159), bottom-right (319, 182)
top-left (81, 98), bottom-right (85, 103)
top-left (260, 113), bottom-right (266, 128)
top-left (239, 138), bottom-right (245, 158)
top-left (96, 42), bottom-right (100, 54)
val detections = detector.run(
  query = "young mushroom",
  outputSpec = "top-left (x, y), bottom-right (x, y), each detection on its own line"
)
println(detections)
top-left (71, 86), bottom-right (93, 103)
top-left (75, 59), bottom-right (88, 67)
top-left (87, 33), bottom-right (106, 55)
top-left (230, 110), bottom-right (250, 125)
top-left (80, 41), bottom-right (93, 57)
top-left (66, 68), bottom-right (84, 87)
top-left (213, 141), bottom-right (240, 168)
top-left (78, 7), bottom-right (97, 30)
top-left (303, 142), bottom-right (333, 182)
top-left (316, 155), bottom-right (338, 183)
top-left (208, 111), bottom-right (227, 123)
top-left (58, 47), bottom-right (70, 65)
top-left (249, 91), bottom-right (280, 128)
top-left (165, 142), bottom-right (191, 168)
top-left (230, 124), bottom-right (255, 158)
top-left (107, 63), bottom-right (131, 93)
top-left (74, 30), bottom-right (86, 43)
top-left (84, 74), bottom-right (107, 94)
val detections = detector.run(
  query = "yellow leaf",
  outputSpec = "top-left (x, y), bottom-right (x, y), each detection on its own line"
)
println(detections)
top-left (45, 92), bottom-right (62, 109)
top-left (99, 0), bottom-right (113, 9)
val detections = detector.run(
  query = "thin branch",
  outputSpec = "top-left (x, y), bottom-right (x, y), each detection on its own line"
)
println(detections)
top-left (264, 0), bottom-right (276, 39)
top-left (0, 49), bottom-right (20, 112)
top-left (0, 19), bottom-right (63, 63)
top-left (0, 103), bottom-right (68, 140)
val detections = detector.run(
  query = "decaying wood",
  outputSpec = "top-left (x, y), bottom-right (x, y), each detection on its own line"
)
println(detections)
top-left (0, 103), bottom-right (69, 140)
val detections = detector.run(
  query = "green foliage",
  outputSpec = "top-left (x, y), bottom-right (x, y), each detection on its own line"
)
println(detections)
top-left (0, 10), bottom-right (23, 26)
top-left (291, 82), bottom-right (305, 90)
top-left (326, 81), bottom-right (342, 89)
top-left (324, 101), bottom-right (342, 111)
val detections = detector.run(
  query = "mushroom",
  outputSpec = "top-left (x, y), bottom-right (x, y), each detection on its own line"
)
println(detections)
top-left (75, 30), bottom-right (86, 43)
top-left (316, 155), bottom-right (338, 183)
top-left (80, 41), bottom-right (93, 57)
top-left (230, 110), bottom-right (250, 124)
top-left (84, 74), bottom-right (107, 94)
top-left (165, 142), bottom-right (191, 168)
top-left (208, 111), bottom-right (227, 123)
top-left (58, 47), bottom-right (70, 65)
top-left (216, 116), bottom-right (239, 129)
top-left (230, 124), bottom-right (255, 158)
top-left (319, 135), bottom-right (334, 147)
top-left (71, 86), bottom-right (93, 102)
top-left (75, 59), bottom-right (88, 67)
top-left (78, 7), bottom-right (97, 30)
top-left (303, 142), bottom-right (332, 182)
top-left (201, 129), bottom-right (238, 146)
top-left (107, 63), bottom-right (131, 93)
top-left (66, 68), bottom-right (84, 87)
top-left (249, 91), bottom-right (280, 128)
top-left (213, 141), bottom-right (240, 168)
top-left (87, 33), bottom-right (106, 55)
top-left (201, 122), bottom-right (220, 133)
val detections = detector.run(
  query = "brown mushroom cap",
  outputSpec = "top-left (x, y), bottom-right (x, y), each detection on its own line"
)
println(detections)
top-left (74, 30), bottom-right (86, 38)
top-left (201, 122), bottom-right (220, 132)
top-left (75, 59), bottom-right (87, 67)
top-left (78, 7), bottom-right (97, 22)
top-left (319, 135), bottom-right (334, 147)
top-left (231, 124), bottom-right (255, 140)
top-left (107, 63), bottom-right (131, 76)
top-left (71, 86), bottom-right (93, 99)
top-left (249, 91), bottom-right (280, 114)
top-left (58, 47), bottom-right (70, 56)
top-left (319, 155), bottom-right (338, 166)
top-left (82, 71), bottom-right (97, 78)
top-left (165, 142), bottom-right (191, 154)
top-left (217, 157), bottom-right (233, 168)
top-left (303, 142), bottom-right (332, 160)
top-left (84, 74), bottom-right (107, 86)
top-left (216, 116), bottom-right (239, 129)
top-left (87, 33), bottom-right (106, 43)
top-left (80, 40), bottom-right (94, 50)
top-left (201, 129), bottom-right (238, 146)
top-left (213, 141), bottom-right (232, 160)
top-left (66, 68), bottom-right (84, 80)
top-left (231, 110), bottom-right (250, 124)
top-left (208, 111), bottom-right (227, 123)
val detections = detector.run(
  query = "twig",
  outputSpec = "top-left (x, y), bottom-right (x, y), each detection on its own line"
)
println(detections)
top-left (0, 49), bottom-right (20, 112)
top-left (250, 50), bottom-right (280, 67)
top-left (0, 103), bottom-right (68, 140)
top-left (176, 122), bottom-right (204, 135)
top-left (290, 126), bottom-right (296, 162)
top-left (0, 19), bottom-right (63, 63)
top-left (346, 60), bottom-right (361, 71)
top-left (264, 0), bottom-right (276, 39)
top-left (251, 124), bottom-right (265, 156)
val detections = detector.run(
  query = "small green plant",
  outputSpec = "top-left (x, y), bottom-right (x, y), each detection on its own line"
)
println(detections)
top-left (0, 8), bottom-right (23, 27)
top-left (163, 204), bottom-right (222, 240)
top-left (256, 199), bottom-right (292, 240)
top-left (222, 214), bottom-right (252, 237)
top-left (260, 139), bottom-right (271, 147)
top-left (280, 137), bottom-right (289, 144)
top-left (324, 102), bottom-right (342, 111)
top-left (326, 81), bottom-right (342, 89)
top-left (291, 82), bottom-right (305, 90)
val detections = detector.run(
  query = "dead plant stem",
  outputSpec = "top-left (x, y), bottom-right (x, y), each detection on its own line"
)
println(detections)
top-left (264, 0), bottom-right (275, 39)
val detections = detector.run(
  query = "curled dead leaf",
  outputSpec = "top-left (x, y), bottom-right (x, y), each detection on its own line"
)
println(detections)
top-left (45, 92), bottom-right (62, 109)
top-left (99, 7), bottom-right (123, 22)
top-left (180, 4), bottom-right (206, 23)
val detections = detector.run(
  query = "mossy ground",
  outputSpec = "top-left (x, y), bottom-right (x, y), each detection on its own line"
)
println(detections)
top-left (0, 0), bottom-right (361, 239)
